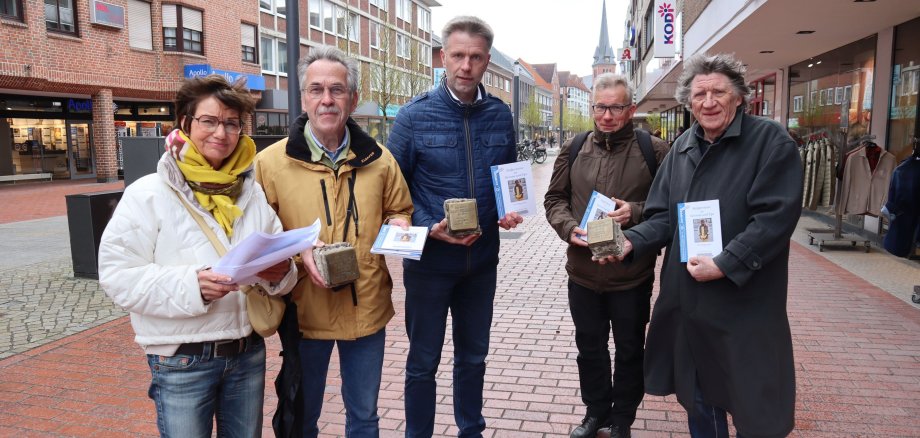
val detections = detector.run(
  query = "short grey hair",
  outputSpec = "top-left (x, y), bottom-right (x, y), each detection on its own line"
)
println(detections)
top-left (675, 53), bottom-right (751, 109)
top-left (592, 73), bottom-right (635, 103)
top-left (298, 44), bottom-right (360, 94)
top-left (442, 16), bottom-right (494, 50)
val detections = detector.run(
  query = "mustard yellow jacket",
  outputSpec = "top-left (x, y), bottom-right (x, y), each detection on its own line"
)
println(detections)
top-left (254, 115), bottom-right (413, 340)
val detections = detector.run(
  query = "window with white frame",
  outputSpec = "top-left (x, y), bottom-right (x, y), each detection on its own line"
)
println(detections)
top-left (484, 72), bottom-right (492, 87)
top-left (322, 0), bottom-right (334, 33)
top-left (241, 23), bottom-right (257, 63)
top-left (417, 7), bottom-right (430, 32)
top-left (163, 4), bottom-right (203, 54)
top-left (396, 0), bottom-right (411, 22)
top-left (308, 0), bottom-right (320, 28)
top-left (260, 0), bottom-right (285, 16)
top-left (418, 41), bottom-right (430, 67)
top-left (370, 0), bottom-right (387, 11)
top-left (792, 95), bottom-right (803, 113)
top-left (261, 36), bottom-right (288, 75)
top-left (349, 12), bottom-right (359, 41)
top-left (396, 33), bottom-right (409, 59)
top-left (336, 8), bottom-right (347, 38)
top-left (369, 21), bottom-right (380, 48)
top-left (127, 0), bottom-right (153, 50)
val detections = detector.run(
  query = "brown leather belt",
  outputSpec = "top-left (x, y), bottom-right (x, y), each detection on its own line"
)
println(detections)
top-left (175, 333), bottom-right (260, 358)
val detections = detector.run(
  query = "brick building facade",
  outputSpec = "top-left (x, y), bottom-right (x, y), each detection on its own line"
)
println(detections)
top-left (1, 0), bottom-right (263, 182)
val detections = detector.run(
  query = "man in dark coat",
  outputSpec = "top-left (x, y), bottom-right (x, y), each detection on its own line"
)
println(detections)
top-left (616, 53), bottom-right (803, 438)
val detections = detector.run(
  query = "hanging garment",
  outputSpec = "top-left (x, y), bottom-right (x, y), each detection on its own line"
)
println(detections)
top-left (882, 157), bottom-right (920, 257)
top-left (802, 141), bottom-right (816, 209)
top-left (837, 146), bottom-right (898, 216)
top-left (821, 139), bottom-right (836, 207)
top-left (809, 139), bottom-right (826, 210)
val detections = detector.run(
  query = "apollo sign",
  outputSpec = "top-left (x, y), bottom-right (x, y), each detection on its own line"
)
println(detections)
top-left (654, 0), bottom-right (676, 58)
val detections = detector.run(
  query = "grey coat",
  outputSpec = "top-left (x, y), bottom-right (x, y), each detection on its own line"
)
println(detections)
top-left (624, 112), bottom-right (803, 438)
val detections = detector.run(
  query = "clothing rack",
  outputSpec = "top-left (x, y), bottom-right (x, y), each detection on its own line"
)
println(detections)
top-left (806, 125), bottom-right (872, 252)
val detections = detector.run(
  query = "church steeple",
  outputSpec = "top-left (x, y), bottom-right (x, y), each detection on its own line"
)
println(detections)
top-left (593, 0), bottom-right (617, 77)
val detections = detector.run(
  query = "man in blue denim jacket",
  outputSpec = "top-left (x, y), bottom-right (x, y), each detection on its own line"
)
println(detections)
top-left (387, 15), bottom-right (523, 437)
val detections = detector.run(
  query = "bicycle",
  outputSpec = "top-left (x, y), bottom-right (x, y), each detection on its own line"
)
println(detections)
top-left (516, 140), bottom-right (532, 162)
top-left (531, 144), bottom-right (547, 164)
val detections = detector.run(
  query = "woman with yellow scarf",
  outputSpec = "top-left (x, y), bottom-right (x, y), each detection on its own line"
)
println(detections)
top-left (98, 75), bottom-right (297, 438)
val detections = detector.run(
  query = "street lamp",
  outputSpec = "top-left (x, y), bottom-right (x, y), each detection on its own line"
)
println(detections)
top-left (513, 61), bottom-right (520, 142)
top-left (559, 88), bottom-right (569, 145)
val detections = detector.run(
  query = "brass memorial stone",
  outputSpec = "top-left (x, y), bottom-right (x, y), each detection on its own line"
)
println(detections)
top-left (443, 198), bottom-right (481, 237)
top-left (587, 217), bottom-right (625, 259)
top-left (312, 242), bottom-right (360, 288)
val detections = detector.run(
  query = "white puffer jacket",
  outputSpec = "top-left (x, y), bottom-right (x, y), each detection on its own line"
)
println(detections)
top-left (99, 151), bottom-right (297, 350)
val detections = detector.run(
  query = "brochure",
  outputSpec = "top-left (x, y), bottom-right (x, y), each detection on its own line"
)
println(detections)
top-left (491, 161), bottom-right (537, 217)
top-left (212, 219), bottom-right (321, 285)
top-left (678, 199), bottom-right (723, 262)
top-left (370, 224), bottom-right (428, 260)
top-left (577, 191), bottom-right (618, 241)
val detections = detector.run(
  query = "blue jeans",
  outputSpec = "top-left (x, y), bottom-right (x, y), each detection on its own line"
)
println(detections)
top-left (403, 265), bottom-right (497, 438)
top-left (299, 328), bottom-right (386, 438)
top-left (146, 338), bottom-right (266, 438)
top-left (688, 379), bottom-right (745, 438)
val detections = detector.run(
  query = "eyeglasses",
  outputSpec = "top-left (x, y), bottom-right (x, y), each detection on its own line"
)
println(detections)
top-left (304, 85), bottom-right (350, 100)
top-left (192, 115), bottom-right (242, 135)
top-left (592, 104), bottom-right (631, 116)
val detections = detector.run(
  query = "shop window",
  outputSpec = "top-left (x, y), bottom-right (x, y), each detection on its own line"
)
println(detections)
top-left (255, 111), bottom-right (289, 135)
top-left (127, 0), bottom-right (153, 50)
top-left (1, 0), bottom-right (24, 21)
top-left (241, 23), bottom-right (257, 63)
top-left (163, 4), bottom-right (203, 54)
top-left (888, 17), bottom-right (920, 161)
top-left (45, 0), bottom-right (78, 34)
top-left (787, 35), bottom-right (876, 143)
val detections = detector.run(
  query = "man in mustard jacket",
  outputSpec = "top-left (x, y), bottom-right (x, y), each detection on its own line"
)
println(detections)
top-left (254, 45), bottom-right (413, 437)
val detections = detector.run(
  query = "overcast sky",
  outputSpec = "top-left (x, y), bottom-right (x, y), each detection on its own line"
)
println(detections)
top-left (430, 0), bottom-right (628, 78)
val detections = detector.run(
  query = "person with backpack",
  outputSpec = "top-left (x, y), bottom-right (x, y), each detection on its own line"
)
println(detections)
top-left (544, 73), bottom-right (669, 438)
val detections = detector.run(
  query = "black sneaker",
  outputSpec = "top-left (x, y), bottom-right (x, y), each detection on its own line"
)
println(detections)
top-left (570, 416), bottom-right (604, 438)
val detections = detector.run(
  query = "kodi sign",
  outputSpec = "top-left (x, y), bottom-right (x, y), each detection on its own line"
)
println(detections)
top-left (654, 0), bottom-right (676, 58)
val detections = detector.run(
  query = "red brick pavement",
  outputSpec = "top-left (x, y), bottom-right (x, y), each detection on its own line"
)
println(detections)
top-left (0, 180), bottom-right (125, 224)
top-left (0, 170), bottom-right (918, 436)
top-left (0, 243), bottom-right (918, 437)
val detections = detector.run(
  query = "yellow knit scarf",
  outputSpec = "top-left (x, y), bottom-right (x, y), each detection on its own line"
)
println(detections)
top-left (167, 129), bottom-right (255, 237)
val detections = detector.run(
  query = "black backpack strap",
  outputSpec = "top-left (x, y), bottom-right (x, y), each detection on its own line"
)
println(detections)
top-left (567, 131), bottom-right (591, 168)
top-left (635, 129), bottom-right (658, 177)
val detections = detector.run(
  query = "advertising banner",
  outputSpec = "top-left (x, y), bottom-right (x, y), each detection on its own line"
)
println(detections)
top-left (654, 0), bottom-right (676, 58)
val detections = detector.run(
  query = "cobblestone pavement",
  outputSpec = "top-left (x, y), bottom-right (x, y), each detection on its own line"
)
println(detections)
top-left (0, 164), bottom-right (918, 437)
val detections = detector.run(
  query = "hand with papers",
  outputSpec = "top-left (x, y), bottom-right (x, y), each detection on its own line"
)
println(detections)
top-left (212, 219), bottom-right (321, 285)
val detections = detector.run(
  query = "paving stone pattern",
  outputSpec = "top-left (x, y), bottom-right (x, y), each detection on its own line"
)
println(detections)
top-left (0, 166), bottom-right (917, 437)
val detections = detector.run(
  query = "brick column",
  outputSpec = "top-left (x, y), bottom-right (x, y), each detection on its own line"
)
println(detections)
top-left (92, 89), bottom-right (118, 182)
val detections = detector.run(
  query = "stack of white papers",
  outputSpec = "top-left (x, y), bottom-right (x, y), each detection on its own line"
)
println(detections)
top-left (213, 219), bottom-right (321, 285)
top-left (678, 199), bottom-right (723, 262)
top-left (370, 224), bottom-right (428, 260)
top-left (577, 191), bottom-right (618, 241)
top-left (491, 161), bottom-right (537, 217)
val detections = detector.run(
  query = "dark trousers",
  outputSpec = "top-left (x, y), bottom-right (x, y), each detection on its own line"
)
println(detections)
top-left (403, 265), bottom-right (497, 438)
top-left (568, 278), bottom-right (652, 427)
top-left (688, 379), bottom-right (745, 438)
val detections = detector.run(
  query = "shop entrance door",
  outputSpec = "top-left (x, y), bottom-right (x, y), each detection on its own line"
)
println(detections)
top-left (67, 122), bottom-right (94, 178)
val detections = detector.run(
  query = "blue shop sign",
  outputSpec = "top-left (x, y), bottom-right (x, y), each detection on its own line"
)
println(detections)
top-left (184, 64), bottom-right (265, 91)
